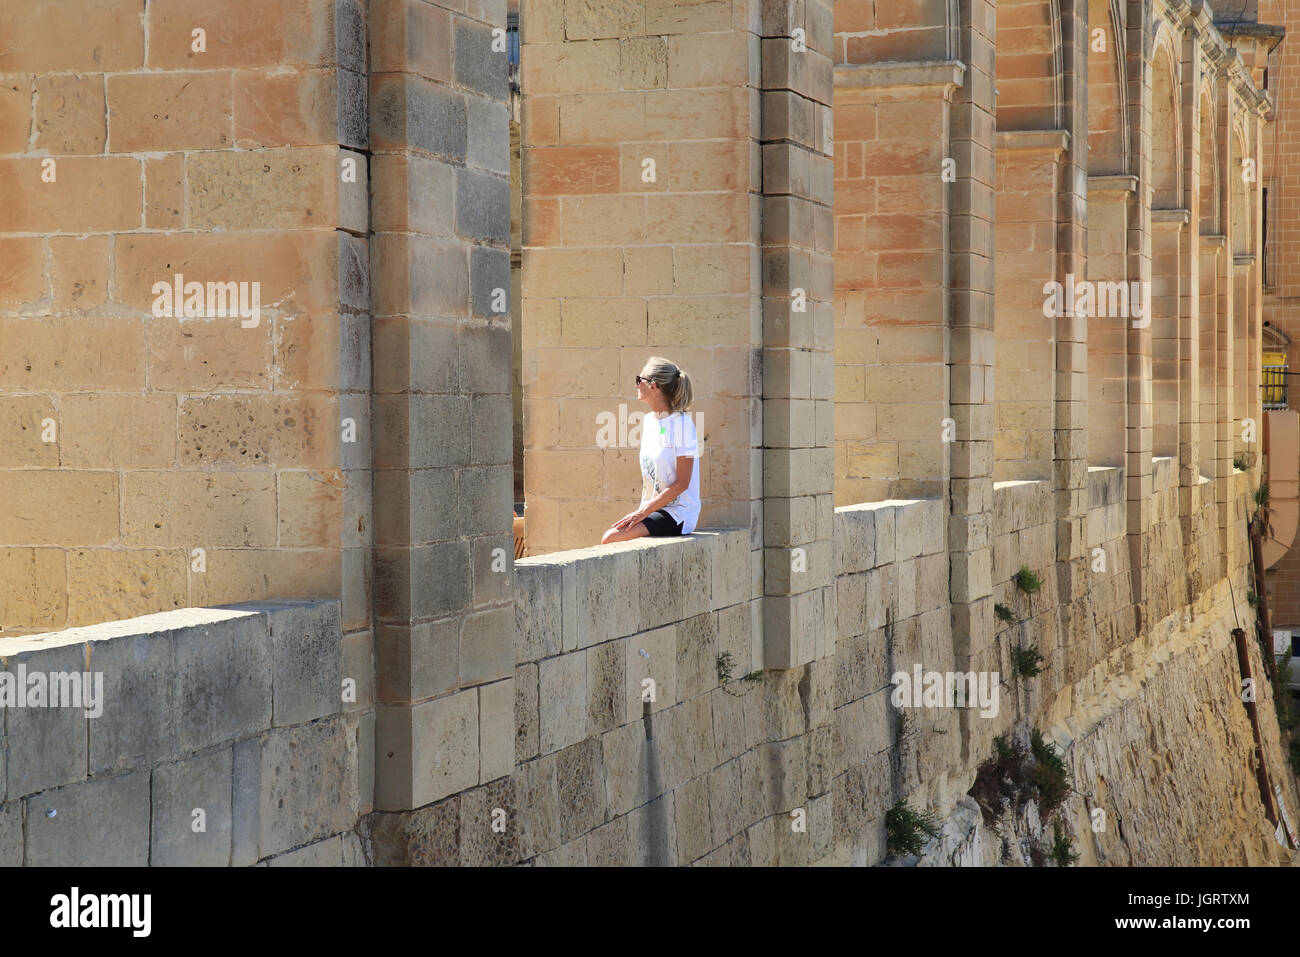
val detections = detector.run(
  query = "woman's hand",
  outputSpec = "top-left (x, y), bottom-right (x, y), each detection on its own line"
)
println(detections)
top-left (613, 510), bottom-right (644, 531)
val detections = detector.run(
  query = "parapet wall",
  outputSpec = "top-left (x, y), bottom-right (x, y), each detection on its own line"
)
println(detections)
top-left (360, 482), bottom-right (1293, 866)
top-left (0, 600), bottom-right (371, 866)
top-left (4, 483), bottom-right (1291, 866)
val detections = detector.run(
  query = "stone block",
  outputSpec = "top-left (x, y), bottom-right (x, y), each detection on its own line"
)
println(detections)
top-left (535, 836), bottom-right (588, 866)
top-left (653, 702), bottom-right (696, 793)
top-left (470, 245), bottom-right (511, 319)
top-left (242, 600), bottom-right (341, 728)
top-left (555, 737), bottom-right (606, 843)
top-left (460, 604), bottom-right (514, 685)
top-left (627, 790), bottom-right (677, 866)
top-left (683, 693), bottom-right (718, 778)
top-left (455, 19), bottom-right (509, 99)
top-left (757, 667), bottom-right (810, 741)
top-left (756, 737), bottom-right (807, 814)
top-left (516, 753), bottom-right (560, 858)
top-left (266, 836), bottom-right (344, 866)
top-left (34, 74), bottom-right (105, 153)
top-left (0, 802), bottom-right (20, 865)
top-left (171, 609), bottom-right (272, 753)
top-left (405, 689), bottom-right (479, 808)
top-left (673, 774), bottom-right (714, 864)
top-left (873, 504), bottom-right (897, 566)
top-left (186, 148), bottom-right (340, 230)
top-left (638, 542), bottom-right (686, 631)
top-left (586, 639), bottom-right (626, 735)
top-left (24, 771), bottom-right (150, 866)
top-left (367, 796), bottom-right (461, 866)
top-left (714, 602), bottom-right (752, 681)
top-left (681, 538), bottom-right (714, 619)
top-left (709, 685), bottom-right (753, 766)
top-left (514, 562), bottom-right (562, 662)
top-left (459, 776), bottom-right (520, 866)
top-left (479, 677), bottom-right (514, 782)
top-left (343, 830), bottom-right (369, 866)
top-left (340, 630), bottom-right (374, 713)
top-left (895, 501), bottom-right (927, 562)
top-left (0, 470), bottom-right (119, 546)
top-left (81, 625), bottom-right (182, 777)
top-left (708, 530), bottom-right (751, 610)
top-left (561, 551), bottom-right (640, 651)
top-left (455, 166), bottom-right (510, 243)
top-left (338, 67), bottom-right (369, 149)
top-left (151, 748), bottom-right (233, 866)
top-left (625, 624), bottom-right (678, 716)
top-left (121, 471), bottom-right (275, 548)
top-left (375, 542), bottom-right (471, 622)
top-left (356, 711), bottom-right (374, 816)
top-left (467, 95), bottom-right (509, 175)
top-left (2, 640), bottom-right (90, 798)
top-left (107, 72), bottom-right (231, 151)
top-left (515, 662), bottom-right (539, 763)
top-left (258, 716), bottom-right (361, 859)
top-left (587, 814), bottom-right (633, 867)
top-left (675, 613), bottom-right (718, 700)
top-left (233, 70), bottom-right (339, 148)
top-left (375, 619), bottom-right (458, 703)
top-left (602, 721), bottom-right (652, 817)
top-left (370, 74), bottom-right (467, 160)
top-left (539, 651), bottom-right (586, 754)
top-left (231, 738), bottom-right (260, 867)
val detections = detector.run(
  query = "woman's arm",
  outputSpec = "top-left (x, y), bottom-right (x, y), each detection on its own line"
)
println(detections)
top-left (619, 456), bottom-right (695, 526)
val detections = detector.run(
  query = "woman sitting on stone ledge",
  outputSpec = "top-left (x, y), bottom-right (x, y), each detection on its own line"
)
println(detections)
top-left (601, 356), bottom-right (701, 544)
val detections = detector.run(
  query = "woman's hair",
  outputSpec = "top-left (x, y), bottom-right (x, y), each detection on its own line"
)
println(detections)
top-left (642, 356), bottom-right (693, 412)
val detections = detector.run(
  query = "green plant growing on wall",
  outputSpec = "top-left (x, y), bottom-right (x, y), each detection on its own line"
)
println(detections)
top-left (1247, 589), bottom-right (1259, 609)
top-left (1011, 643), bottom-right (1044, 678)
top-left (885, 801), bottom-right (943, 856)
top-left (969, 734), bottom-right (1033, 825)
top-left (1234, 453), bottom-right (1253, 472)
top-left (1030, 728), bottom-right (1072, 818)
top-left (1290, 737), bottom-right (1300, 777)
top-left (717, 653), bottom-right (763, 696)
top-left (1013, 566), bottom-right (1043, 596)
top-left (995, 602), bottom-right (1017, 625)
top-left (1046, 819), bottom-right (1080, 866)
top-left (1255, 483), bottom-right (1270, 509)
top-left (716, 651), bottom-right (734, 684)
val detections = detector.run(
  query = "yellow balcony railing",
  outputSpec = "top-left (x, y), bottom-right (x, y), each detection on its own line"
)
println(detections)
top-left (1264, 350), bottom-right (1288, 409)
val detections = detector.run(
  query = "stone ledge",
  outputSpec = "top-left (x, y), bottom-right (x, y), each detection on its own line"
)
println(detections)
top-left (993, 129), bottom-right (1069, 155)
top-left (833, 59), bottom-right (966, 97)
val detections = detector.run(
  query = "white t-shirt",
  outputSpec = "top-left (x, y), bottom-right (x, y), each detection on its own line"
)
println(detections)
top-left (638, 410), bottom-right (701, 534)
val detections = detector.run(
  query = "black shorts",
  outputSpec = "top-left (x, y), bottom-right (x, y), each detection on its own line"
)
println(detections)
top-left (641, 509), bottom-right (683, 537)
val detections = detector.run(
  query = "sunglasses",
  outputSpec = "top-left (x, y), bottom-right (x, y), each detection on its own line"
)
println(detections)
top-left (635, 375), bottom-right (656, 387)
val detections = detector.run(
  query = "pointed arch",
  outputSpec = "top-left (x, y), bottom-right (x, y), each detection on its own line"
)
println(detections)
top-left (1087, 0), bottom-right (1129, 175)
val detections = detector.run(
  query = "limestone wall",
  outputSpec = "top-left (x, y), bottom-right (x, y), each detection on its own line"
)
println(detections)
top-left (0, 600), bottom-right (371, 865)
top-left (3, 490), bottom-right (1292, 867)
top-left (0, 0), bottom-right (373, 639)
top-left (359, 484), bottom-right (1297, 865)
